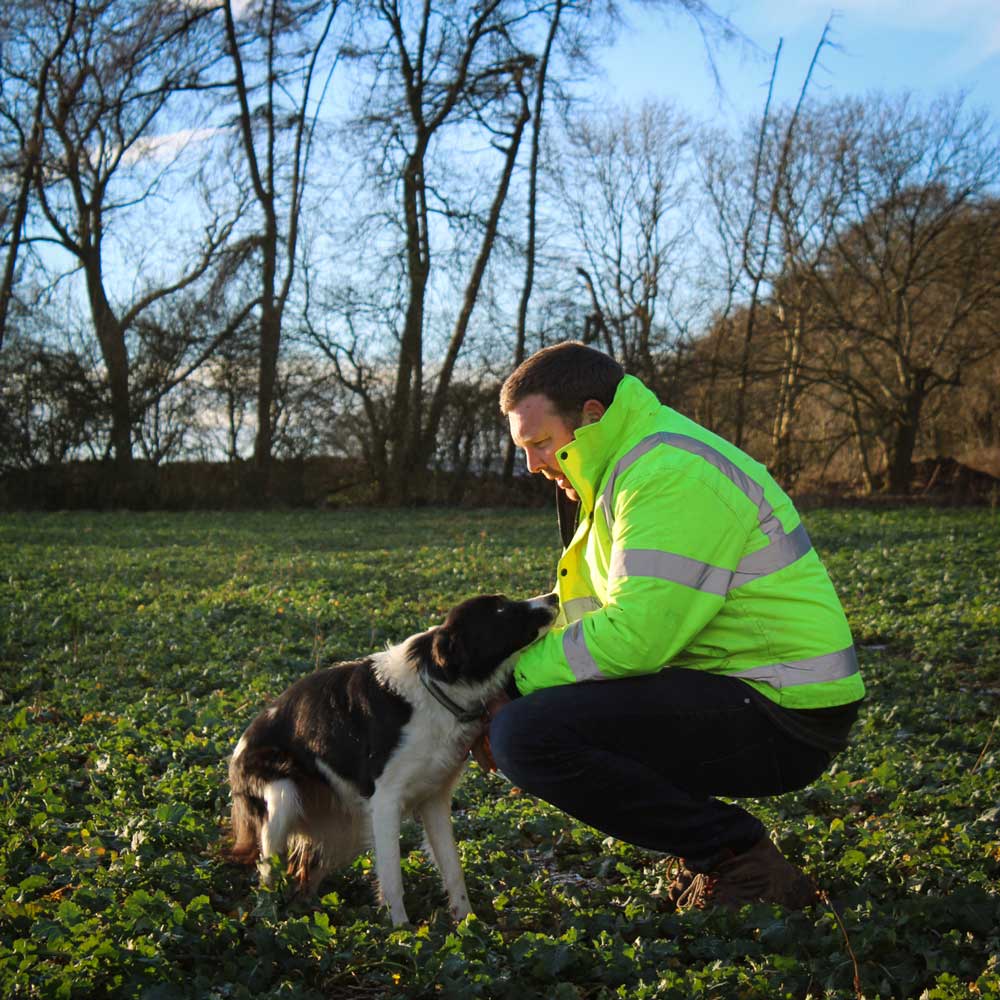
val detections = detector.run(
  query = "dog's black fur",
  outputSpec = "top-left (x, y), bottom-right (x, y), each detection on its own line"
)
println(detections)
top-left (233, 658), bottom-right (413, 803)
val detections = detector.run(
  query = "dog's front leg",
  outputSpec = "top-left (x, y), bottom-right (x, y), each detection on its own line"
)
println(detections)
top-left (418, 788), bottom-right (472, 922)
top-left (369, 791), bottom-right (409, 926)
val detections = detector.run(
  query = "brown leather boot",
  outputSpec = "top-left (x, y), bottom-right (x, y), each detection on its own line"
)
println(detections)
top-left (676, 837), bottom-right (819, 912)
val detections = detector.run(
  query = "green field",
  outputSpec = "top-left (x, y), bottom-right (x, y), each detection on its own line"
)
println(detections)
top-left (2, 508), bottom-right (999, 1000)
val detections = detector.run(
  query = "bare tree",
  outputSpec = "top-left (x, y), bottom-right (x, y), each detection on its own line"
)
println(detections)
top-left (0, 328), bottom-right (104, 471)
top-left (498, 0), bottom-right (736, 476)
top-left (805, 95), bottom-right (1000, 492)
top-left (0, 0), bottom-right (78, 351)
top-left (219, 0), bottom-right (343, 491)
top-left (201, 324), bottom-right (259, 463)
top-left (303, 0), bottom-right (741, 502)
top-left (501, 0), bottom-right (567, 481)
top-left (555, 100), bottom-right (694, 391)
top-left (315, 0), bottom-right (537, 503)
top-left (8, 0), bottom-right (250, 483)
top-left (929, 351), bottom-right (1000, 470)
top-left (757, 100), bottom-right (862, 484)
top-left (725, 23), bottom-right (833, 450)
top-left (698, 90), bottom-right (1000, 493)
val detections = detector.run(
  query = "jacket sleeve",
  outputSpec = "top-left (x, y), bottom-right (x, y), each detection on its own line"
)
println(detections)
top-left (513, 464), bottom-right (756, 695)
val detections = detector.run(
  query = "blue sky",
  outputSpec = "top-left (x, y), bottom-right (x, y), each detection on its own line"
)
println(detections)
top-left (594, 0), bottom-right (1000, 124)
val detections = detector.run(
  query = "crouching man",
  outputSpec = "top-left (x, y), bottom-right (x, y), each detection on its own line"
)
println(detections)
top-left (487, 341), bottom-right (864, 911)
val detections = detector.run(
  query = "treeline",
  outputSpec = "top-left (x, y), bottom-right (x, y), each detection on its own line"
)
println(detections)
top-left (1, 1), bottom-right (998, 507)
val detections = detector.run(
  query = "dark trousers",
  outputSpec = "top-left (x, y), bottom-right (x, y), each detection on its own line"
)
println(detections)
top-left (489, 668), bottom-right (832, 864)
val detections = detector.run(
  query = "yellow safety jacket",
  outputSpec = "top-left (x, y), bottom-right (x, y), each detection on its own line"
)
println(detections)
top-left (513, 375), bottom-right (865, 710)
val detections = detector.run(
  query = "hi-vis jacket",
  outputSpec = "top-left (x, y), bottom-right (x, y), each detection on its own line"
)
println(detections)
top-left (513, 375), bottom-right (865, 711)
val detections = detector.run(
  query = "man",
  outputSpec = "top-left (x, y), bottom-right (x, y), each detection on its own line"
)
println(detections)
top-left (486, 341), bottom-right (864, 912)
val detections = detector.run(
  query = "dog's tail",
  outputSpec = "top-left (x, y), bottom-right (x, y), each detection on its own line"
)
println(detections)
top-left (229, 789), bottom-right (263, 865)
top-left (228, 746), bottom-right (264, 866)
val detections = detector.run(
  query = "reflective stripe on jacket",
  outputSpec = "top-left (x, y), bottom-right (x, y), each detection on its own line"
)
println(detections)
top-left (513, 375), bottom-right (865, 710)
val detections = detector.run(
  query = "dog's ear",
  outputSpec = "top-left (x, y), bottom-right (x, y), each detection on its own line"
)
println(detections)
top-left (431, 626), bottom-right (468, 682)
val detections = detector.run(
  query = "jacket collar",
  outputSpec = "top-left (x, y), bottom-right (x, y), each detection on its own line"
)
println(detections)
top-left (556, 375), bottom-right (662, 512)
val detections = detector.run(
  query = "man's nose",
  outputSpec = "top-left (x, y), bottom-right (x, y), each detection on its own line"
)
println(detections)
top-left (524, 447), bottom-right (544, 474)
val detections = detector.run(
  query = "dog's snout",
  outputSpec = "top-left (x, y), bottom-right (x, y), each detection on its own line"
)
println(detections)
top-left (528, 592), bottom-right (559, 610)
top-left (529, 592), bottom-right (559, 621)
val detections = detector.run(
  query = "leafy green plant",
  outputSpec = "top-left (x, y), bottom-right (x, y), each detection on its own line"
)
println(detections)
top-left (1, 507), bottom-right (998, 999)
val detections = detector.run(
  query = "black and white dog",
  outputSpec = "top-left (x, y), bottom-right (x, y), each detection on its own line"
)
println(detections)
top-left (228, 592), bottom-right (558, 926)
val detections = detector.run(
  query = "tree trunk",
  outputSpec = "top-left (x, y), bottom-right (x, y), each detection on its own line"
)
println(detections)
top-left (385, 152), bottom-right (430, 504)
top-left (253, 286), bottom-right (280, 485)
top-left (225, 0), bottom-right (340, 499)
top-left (770, 311), bottom-right (803, 486)
top-left (249, 164), bottom-right (281, 491)
top-left (82, 253), bottom-right (132, 473)
top-left (0, 140), bottom-right (39, 353)
top-left (844, 390), bottom-right (874, 495)
top-left (886, 399), bottom-right (923, 493)
top-left (419, 82), bottom-right (529, 491)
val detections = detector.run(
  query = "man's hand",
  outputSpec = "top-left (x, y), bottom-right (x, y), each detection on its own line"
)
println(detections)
top-left (469, 690), bottom-right (513, 772)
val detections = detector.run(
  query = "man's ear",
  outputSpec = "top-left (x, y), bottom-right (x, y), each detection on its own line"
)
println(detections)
top-left (431, 627), bottom-right (467, 682)
top-left (581, 399), bottom-right (606, 425)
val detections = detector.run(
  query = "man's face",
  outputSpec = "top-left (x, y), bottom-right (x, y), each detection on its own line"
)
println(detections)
top-left (507, 394), bottom-right (581, 500)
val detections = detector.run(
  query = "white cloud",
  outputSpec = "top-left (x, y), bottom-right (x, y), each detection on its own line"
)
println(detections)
top-left (120, 126), bottom-right (229, 166)
top-left (181, 0), bottom-right (259, 17)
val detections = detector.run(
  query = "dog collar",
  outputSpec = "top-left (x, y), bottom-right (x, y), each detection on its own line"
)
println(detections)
top-left (418, 664), bottom-right (486, 724)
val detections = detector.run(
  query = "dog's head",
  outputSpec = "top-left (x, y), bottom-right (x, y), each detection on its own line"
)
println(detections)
top-left (412, 593), bottom-right (559, 688)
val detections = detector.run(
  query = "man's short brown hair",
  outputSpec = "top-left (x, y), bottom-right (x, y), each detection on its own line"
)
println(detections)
top-left (499, 341), bottom-right (625, 419)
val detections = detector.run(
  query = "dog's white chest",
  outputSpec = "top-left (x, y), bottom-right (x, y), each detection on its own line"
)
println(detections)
top-left (374, 715), bottom-right (471, 813)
